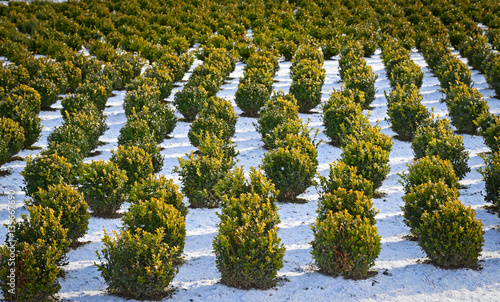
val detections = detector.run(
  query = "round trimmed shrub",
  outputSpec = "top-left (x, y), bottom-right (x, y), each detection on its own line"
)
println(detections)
top-left (317, 161), bottom-right (374, 199)
top-left (174, 133), bottom-right (237, 208)
top-left (402, 181), bottom-right (459, 234)
top-left (289, 76), bottom-right (324, 113)
top-left (261, 135), bottom-right (318, 202)
top-left (0, 240), bottom-right (61, 302)
top-left (412, 118), bottom-right (470, 180)
top-left (144, 63), bottom-right (174, 99)
top-left (0, 117), bottom-right (24, 165)
top-left (255, 93), bottom-right (299, 144)
top-left (317, 188), bottom-right (377, 224)
top-left (110, 146), bottom-right (154, 188)
top-left (96, 229), bottom-right (179, 300)
top-left (242, 68), bottom-right (275, 92)
top-left (118, 116), bottom-right (163, 173)
top-left (291, 44), bottom-right (324, 69)
top-left (385, 84), bottom-right (430, 141)
top-left (122, 198), bottom-right (186, 256)
top-left (343, 64), bottom-right (378, 108)
top-left (78, 160), bottom-right (127, 217)
top-left (8, 205), bottom-right (70, 266)
top-left (322, 91), bottom-right (366, 145)
top-left (416, 200), bottom-right (484, 269)
top-left (123, 84), bottom-right (161, 118)
top-left (476, 112), bottom-right (500, 153)
top-left (436, 56), bottom-right (472, 91)
top-left (478, 152), bottom-right (500, 212)
top-left (234, 81), bottom-right (270, 117)
top-left (60, 93), bottom-right (91, 118)
top-left (29, 182), bottom-right (89, 242)
top-left (21, 153), bottom-right (74, 197)
top-left (214, 166), bottom-right (278, 204)
top-left (62, 103), bottom-right (108, 151)
top-left (213, 193), bottom-right (285, 289)
top-left (399, 155), bottom-right (460, 194)
top-left (128, 173), bottom-right (187, 217)
top-left (311, 210), bottom-right (381, 279)
top-left (135, 103), bottom-right (177, 143)
top-left (74, 81), bottom-right (109, 111)
top-left (262, 117), bottom-right (312, 150)
top-left (345, 124), bottom-right (393, 153)
top-left (41, 141), bottom-right (84, 167)
top-left (389, 60), bottom-right (424, 89)
top-left (174, 86), bottom-right (210, 122)
top-left (485, 54), bottom-right (500, 97)
top-left (188, 97), bottom-right (237, 148)
top-left (442, 84), bottom-right (490, 134)
top-left (340, 138), bottom-right (390, 191)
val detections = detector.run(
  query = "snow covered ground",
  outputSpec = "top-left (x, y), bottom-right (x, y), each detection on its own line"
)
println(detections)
top-left (1, 48), bottom-right (500, 301)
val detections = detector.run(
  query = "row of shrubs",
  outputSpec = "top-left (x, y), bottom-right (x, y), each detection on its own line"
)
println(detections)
top-left (289, 44), bottom-right (325, 113)
top-left (174, 47), bottom-right (237, 121)
top-left (234, 49), bottom-right (279, 116)
top-left (338, 40), bottom-right (378, 109)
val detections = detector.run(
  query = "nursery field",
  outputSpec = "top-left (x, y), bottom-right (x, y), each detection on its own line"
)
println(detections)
top-left (1, 0), bottom-right (500, 301)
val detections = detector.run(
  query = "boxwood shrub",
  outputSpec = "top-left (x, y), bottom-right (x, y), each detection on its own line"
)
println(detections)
top-left (213, 193), bottom-right (285, 289)
top-left (436, 55), bottom-right (472, 91)
top-left (110, 146), bottom-right (154, 188)
top-left (174, 86), bottom-right (210, 122)
top-left (442, 84), bottom-right (490, 134)
top-left (122, 198), bottom-right (186, 256)
top-left (416, 200), bottom-right (484, 269)
top-left (311, 210), bottom-right (381, 279)
top-left (128, 173), bottom-right (188, 217)
top-left (412, 118), bottom-right (470, 180)
top-left (0, 241), bottom-right (61, 302)
top-left (317, 188), bottom-right (377, 224)
top-left (262, 117), bottom-right (313, 150)
top-left (478, 152), bottom-right (500, 212)
top-left (389, 60), bottom-right (424, 89)
top-left (28, 182), bottom-right (89, 243)
top-left (78, 160), bottom-right (127, 217)
top-left (317, 161), bottom-right (374, 199)
top-left (385, 84), bottom-right (430, 141)
top-left (0, 117), bottom-right (24, 165)
top-left (343, 64), bottom-right (378, 108)
top-left (402, 181), bottom-right (459, 235)
top-left (123, 84), bottom-right (161, 118)
top-left (234, 81), bottom-right (270, 117)
top-left (188, 97), bottom-right (237, 148)
top-left (255, 92), bottom-right (299, 144)
top-left (399, 155), bottom-right (460, 194)
top-left (340, 138), bottom-right (391, 190)
top-left (96, 229), bottom-right (179, 300)
top-left (476, 112), bottom-right (500, 153)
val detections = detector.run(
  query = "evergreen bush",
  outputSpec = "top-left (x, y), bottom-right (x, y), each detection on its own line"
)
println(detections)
top-left (478, 152), bottom-right (500, 212)
top-left (174, 86), bottom-right (210, 122)
top-left (110, 146), bottom-right (154, 188)
top-left (0, 117), bottom-right (24, 165)
top-left (317, 161), bottom-right (374, 199)
top-left (317, 188), bottom-right (377, 224)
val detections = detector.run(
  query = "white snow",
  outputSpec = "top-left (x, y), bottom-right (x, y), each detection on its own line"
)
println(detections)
top-left (1, 48), bottom-right (500, 301)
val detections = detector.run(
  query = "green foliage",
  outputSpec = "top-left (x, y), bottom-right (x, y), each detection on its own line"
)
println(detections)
top-left (436, 55), bottom-right (472, 91)
top-left (214, 166), bottom-right (278, 204)
top-left (0, 241), bottom-right (61, 302)
top-left (46, 123), bottom-right (91, 157)
top-left (322, 91), bottom-right (366, 145)
top-left (111, 51), bottom-right (146, 90)
top-left (129, 173), bottom-right (187, 217)
top-left (62, 103), bottom-right (108, 152)
top-left (255, 93), bottom-right (299, 145)
top-left (74, 81), bottom-right (109, 112)
top-left (118, 116), bottom-right (163, 173)
top-left (122, 198), bottom-right (186, 256)
top-left (28, 182), bottom-right (89, 242)
top-left (317, 161), bottom-right (374, 199)
top-left (416, 200), bottom-right (484, 269)
top-left (485, 54), bottom-right (500, 97)
top-left (402, 181), bottom-right (459, 234)
top-left (389, 60), bottom-right (423, 89)
top-left (385, 84), bottom-right (430, 141)
top-left (110, 146), bottom-right (154, 188)
top-left (123, 83), bottom-right (161, 118)
top-left (311, 210), bottom-right (381, 279)
top-left (343, 64), bottom-right (378, 108)
top-left (21, 153), bottom-right (74, 197)
top-left (213, 193), bottom-right (285, 289)
top-left (476, 112), bottom-right (500, 153)
top-left (7, 205), bottom-right (70, 266)
top-left (478, 152), bottom-right (500, 212)
top-left (60, 93), bottom-right (91, 118)
top-left (442, 84), bottom-right (490, 134)
top-left (174, 133), bottom-right (237, 208)
top-left (340, 138), bottom-right (390, 190)
top-left (78, 160), bottom-right (127, 217)
top-left (234, 81), bottom-right (270, 117)
top-left (261, 134), bottom-right (318, 202)
top-left (412, 118), bottom-right (470, 180)
top-left (144, 63), bottom-right (174, 99)
top-left (96, 229), bottom-right (179, 300)
top-left (174, 86), bottom-right (210, 122)
top-left (262, 117), bottom-right (313, 150)
top-left (0, 117), bottom-right (24, 165)
top-left (41, 141), bottom-right (84, 167)
top-left (399, 155), bottom-right (460, 194)
top-left (317, 188), bottom-right (377, 224)
top-left (188, 97), bottom-right (237, 148)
